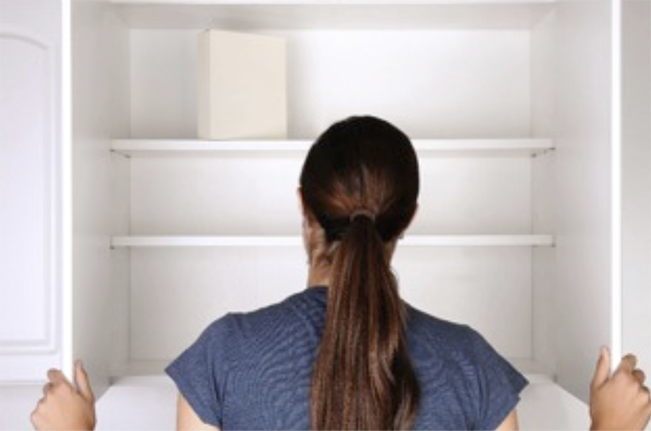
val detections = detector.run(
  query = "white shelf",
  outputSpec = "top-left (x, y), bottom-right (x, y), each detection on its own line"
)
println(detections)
top-left (112, 139), bottom-right (312, 155)
top-left (110, 1), bottom-right (555, 30)
top-left (402, 234), bottom-right (554, 247)
top-left (111, 138), bottom-right (554, 157)
top-left (1, 375), bottom-right (588, 431)
top-left (112, 236), bottom-right (301, 247)
top-left (109, 357), bottom-right (554, 382)
top-left (111, 234), bottom-right (554, 248)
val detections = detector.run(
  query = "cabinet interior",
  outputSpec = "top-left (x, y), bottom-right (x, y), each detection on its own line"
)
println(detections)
top-left (72, 1), bottom-right (615, 403)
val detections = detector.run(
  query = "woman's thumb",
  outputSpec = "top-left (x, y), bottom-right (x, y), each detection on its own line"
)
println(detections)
top-left (74, 360), bottom-right (95, 402)
top-left (591, 346), bottom-right (611, 392)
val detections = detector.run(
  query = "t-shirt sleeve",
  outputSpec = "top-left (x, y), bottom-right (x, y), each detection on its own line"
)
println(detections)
top-left (464, 328), bottom-right (529, 430)
top-left (165, 316), bottom-right (233, 428)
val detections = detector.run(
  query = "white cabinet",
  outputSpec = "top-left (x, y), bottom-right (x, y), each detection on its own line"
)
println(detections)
top-left (0, 0), bottom-right (64, 383)
top-left (0, 0), bottom-right (641, 426)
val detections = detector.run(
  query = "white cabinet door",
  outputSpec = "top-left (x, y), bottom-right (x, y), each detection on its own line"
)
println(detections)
top-left (0, 0), bottom-right (63, 383)
top-left (621, 0), bottom-right (651, 382)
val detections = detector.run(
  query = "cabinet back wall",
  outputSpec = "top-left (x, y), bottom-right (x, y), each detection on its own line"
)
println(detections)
top-left (130, 29), bottom-right (532, 139)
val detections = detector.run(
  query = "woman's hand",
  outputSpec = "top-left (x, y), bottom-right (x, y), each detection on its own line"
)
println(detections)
top-left (590, 347), bottom-right (651, 430)
top-left (31, 361), bottom-right (96, 431)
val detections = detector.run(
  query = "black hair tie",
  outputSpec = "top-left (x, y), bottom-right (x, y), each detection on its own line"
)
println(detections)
top-left (349, 209), bottom-right (376, 223)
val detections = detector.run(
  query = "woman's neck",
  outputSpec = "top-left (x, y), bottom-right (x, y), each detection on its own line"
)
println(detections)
top-left (308, 262), bottom-right (331, 287)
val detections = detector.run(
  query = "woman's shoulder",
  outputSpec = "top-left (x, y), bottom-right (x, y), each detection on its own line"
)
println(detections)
top-left (405, 304), bottom-right (500, 363)
top-left (200, 288), bottom-right (326, 351)
top-left (405, 305), bottom-right (528, 429)
top-left (406, 304), bottom-right (476, 341)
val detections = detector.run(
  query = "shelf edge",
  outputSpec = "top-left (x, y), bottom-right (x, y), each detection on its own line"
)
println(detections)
top-left (111, 138), bottom-right (555, 157)
top-left (111, 234), bottom-right (555, 248)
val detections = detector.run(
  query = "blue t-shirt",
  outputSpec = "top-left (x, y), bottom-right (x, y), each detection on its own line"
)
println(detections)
top-left (166, 287), bottom-right (528, 430)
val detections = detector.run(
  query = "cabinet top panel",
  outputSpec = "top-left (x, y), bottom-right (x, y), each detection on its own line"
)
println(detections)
top-left (110, 2), bottom-right (555, 30)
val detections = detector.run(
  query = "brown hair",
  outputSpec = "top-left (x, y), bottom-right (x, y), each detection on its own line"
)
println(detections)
top-left (300, 116), bottom-right (420, 430)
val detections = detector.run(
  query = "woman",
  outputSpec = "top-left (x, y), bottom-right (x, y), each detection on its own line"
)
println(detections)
top-left (32, 117), bottom-right (651, 430)
top-left (168, 116), bottom-right (525, 429)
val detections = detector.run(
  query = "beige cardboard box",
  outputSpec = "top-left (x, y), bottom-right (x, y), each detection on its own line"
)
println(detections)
top-left (198, 30), bottom-right (287, 139)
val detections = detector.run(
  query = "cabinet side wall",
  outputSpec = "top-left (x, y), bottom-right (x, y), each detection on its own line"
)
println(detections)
top-left (554, 0), bottom-right (614, 402)
top-left (71, 0), bottom-right (130, 391)
top-left (622, 0), bottom-right (651, 381)
top-left (531, 10), bottom-right (557, 375)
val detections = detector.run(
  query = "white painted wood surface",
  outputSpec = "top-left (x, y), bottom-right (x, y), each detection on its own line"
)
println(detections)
top-left (551, 0), bottom-right (618, 401)
top-left (69, 0), bottom-right (130, 393)
top-left (72, 0), bottom-right (623, 396)
top-left (110, 235), bottom-right (554, 247)
top-left (0, 0), bottom-right (62, 383)
top-left (129, 28), bottom-right (532, 139)
top-left (111, 2), bottom-right (555, 30)
top-left (621, 0), bottom-right (651, 394)
top-left (111, 138), bottom-right (554, 156)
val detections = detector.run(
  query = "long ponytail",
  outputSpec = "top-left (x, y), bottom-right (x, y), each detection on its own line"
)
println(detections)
top-left (310, 213), bottom-right (420, 430)
top-left (301, 116), bottom-right (421, 430)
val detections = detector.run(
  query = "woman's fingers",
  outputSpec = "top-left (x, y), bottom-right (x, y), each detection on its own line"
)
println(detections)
top-left (633, 369), bottom-right (646, 385)
top-left (74, 361), bottom-right (95, 402)
top-left (592, 346), bottom-right (612, 391)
